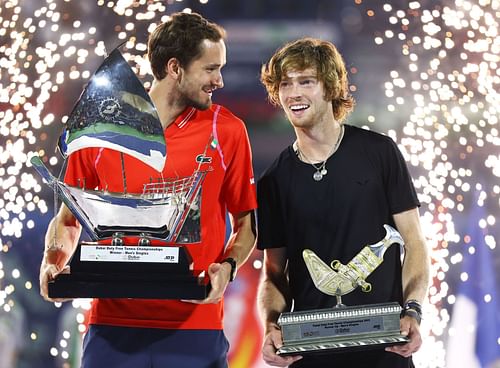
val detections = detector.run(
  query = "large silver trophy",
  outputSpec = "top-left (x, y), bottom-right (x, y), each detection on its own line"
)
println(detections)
top-left (31, 49), bottom-right (210, 299)
top-left (277, 225), bottom-right (409, 355)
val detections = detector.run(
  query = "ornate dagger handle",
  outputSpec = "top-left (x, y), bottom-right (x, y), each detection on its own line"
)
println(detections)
top-left (303, 224), bottom-right (404, 298)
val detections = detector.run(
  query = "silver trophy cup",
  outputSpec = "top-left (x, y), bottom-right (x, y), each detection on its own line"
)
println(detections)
top-left (32, 49), bottom-right (210, 300)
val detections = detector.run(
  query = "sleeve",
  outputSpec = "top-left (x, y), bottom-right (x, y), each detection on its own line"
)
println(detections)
top-left (63, 148), bottom-right (100, 190)
top-left (256, 171), bottom-right (285, 250)
top-left (383, 138), bottom-right (420, 214)
top-left (220, 121), bottom-right (257, 215)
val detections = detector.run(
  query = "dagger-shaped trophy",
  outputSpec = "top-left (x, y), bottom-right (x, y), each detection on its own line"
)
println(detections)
top-left (30, 48), bottom-right (210, 300)
top-left (277, 224), bottom-right (409, 355)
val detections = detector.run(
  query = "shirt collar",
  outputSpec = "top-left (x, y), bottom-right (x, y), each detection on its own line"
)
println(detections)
top-left (174, 107), bottom-right (197, 128)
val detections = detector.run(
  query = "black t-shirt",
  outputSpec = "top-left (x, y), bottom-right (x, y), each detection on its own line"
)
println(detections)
top-left (257, 125), bottom-right (419, 367)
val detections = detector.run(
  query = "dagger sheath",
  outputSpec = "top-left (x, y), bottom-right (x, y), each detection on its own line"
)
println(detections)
top-left (303, 224), bottom-right (404, 297)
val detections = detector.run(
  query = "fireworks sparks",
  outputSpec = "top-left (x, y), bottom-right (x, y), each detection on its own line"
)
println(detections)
top-left (356, 0), bottom-right (499, 366)
top-left (0, 0), bottom-right (200, 237)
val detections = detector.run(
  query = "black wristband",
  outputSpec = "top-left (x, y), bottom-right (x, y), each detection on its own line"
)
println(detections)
top-left (221, 257), bottom-right (237, 282)
top-left (402, 300), bottom-right (422, 324)
top-left (404, 299), bottom-right (422, 314)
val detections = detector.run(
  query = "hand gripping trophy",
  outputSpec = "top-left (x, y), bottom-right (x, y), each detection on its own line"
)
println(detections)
top-left (31, 48), bottom-right (210, 300)
top-left (277, 225), bottom-right (410, 355)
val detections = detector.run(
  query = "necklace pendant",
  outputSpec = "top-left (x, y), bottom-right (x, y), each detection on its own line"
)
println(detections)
top-left (313, 171), bottom-right (323, 181)
top-left (321, 168), bottom-right (328, 176)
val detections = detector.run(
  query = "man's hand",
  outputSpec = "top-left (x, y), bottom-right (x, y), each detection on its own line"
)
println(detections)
top-left (39, 204), bottom-right (81, 303)
top-left (39, 247), bottom-right (71, 303)
top-left (183, 261), bottom-right (232, 304)
top-left (262, 327), bottom-right (302, 367)
top-left (385, 315), bottom-right (422, 357)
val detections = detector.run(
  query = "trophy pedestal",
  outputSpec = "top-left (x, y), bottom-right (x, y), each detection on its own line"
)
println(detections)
top-left (277, 302), bottom-right (408, 355)
top-left (47, 241), bottom-right (210, 300)
top-left (48, 274), bottom-right (209, 299)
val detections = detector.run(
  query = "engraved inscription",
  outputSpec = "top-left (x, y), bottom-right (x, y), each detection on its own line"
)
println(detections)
top-left (300, 316), bottom-right (385, 339)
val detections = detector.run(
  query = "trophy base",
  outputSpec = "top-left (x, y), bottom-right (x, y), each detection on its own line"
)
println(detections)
top-left (277, 302), bottom-right (407, 356)
top-left (47, 242), bottom-right (211, 299)
top-left (277, 334), bottom-right (409, 355)
top-left (48, 273), bottom-right (210, 300)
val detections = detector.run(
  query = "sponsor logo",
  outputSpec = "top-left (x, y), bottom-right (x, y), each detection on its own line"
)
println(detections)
top-left (196, 154), bottom-right (212, 164)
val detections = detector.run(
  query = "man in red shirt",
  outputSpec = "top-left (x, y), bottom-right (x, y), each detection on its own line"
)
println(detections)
top-left (39, 12), bottom-right (257, 368)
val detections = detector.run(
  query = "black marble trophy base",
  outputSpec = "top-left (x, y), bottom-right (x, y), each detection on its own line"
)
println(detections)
top-left (48, 274), bottom-right (209, 299)
top-left (47, 242), bottom-right (210, 300)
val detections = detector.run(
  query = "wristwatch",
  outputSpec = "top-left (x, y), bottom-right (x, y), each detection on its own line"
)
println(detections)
top-left (402, 299), bottom-right (422, 324)
top-left (221, 257), bottom-right (237, 282)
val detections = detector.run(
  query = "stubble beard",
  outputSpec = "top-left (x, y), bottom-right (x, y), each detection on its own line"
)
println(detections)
top-left (178, 90), bottom-right (211, 111)
top-left (286, 111), bottom-right (315, 130)
top-left (177, 79), bottom-right (212, 111)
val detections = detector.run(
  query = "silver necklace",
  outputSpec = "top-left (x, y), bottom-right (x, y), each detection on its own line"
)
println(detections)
top-left (297, 125), bottom-right (345, 181)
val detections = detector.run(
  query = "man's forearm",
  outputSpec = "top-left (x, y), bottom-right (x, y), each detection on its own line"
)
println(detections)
top-left (258, 277), bottom-right (291, 334)
top-left (43, 205), bottom-right (82, 267)
top-left (402, 239), bottom-right (430, 303)
top-left (394, 209), bottom-right (430, 304)
top-left (258, 248), bottom-right (292, 333)
top-left (222, 210), bottom-right (256, 267)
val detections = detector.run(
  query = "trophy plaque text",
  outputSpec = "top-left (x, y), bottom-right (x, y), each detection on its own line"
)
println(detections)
top-left (47, 241), bottom-right (209, 300)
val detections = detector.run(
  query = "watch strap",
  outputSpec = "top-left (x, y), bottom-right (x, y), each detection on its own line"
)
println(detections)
top-left (221, 257), bottom-right (237, 282)
top-left (402, 299), bottom-right (422, 324)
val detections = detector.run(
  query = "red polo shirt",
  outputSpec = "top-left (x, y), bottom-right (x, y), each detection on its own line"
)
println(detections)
top-left (64, 104), bottom-right (257, 330)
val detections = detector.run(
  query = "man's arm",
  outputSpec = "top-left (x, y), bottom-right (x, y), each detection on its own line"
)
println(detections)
top-left (193, 209), bottom-right (256, 304)
top-left (222, 209), bottom-right (257, 270)
top-left (257, 247), bottom-right (302, 366)
top-left (396, 207), bottom-right (430, 304)
top-left (39, 203), bottom-right (82, 302)
top-left (386, 207), bottom-right (430, 357)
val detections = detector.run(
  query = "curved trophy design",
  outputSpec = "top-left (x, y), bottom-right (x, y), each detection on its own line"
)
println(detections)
top-left (277, 225), bottom-right (409, 355)
top-left (303, 224), bottom-right (404, 303)
top-left (31, 48), bottom-right (210, 300)
top-left (30, 156), bottom-right (206, 243)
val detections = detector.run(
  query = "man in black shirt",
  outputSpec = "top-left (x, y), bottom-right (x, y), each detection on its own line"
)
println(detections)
top-left (257, 37), bottom-right (430, 367)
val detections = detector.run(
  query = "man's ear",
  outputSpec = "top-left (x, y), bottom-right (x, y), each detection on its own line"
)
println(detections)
top-left (166, 58), bottom-right (182, 80)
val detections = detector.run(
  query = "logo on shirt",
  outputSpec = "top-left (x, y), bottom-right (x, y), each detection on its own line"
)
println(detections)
top-left (250, 177), bottom-right (255, 185)
top-left (196, 154), bottom-right (212, 164)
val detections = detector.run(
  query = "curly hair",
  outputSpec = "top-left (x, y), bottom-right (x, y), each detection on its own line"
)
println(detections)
top-left (260, 37), bottom-right (355, 122)
top-left (148, 12), bottom-right (226, 80)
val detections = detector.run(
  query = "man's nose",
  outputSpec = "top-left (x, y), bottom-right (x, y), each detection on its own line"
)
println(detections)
top-left (213, 72), bottom-right (224, 89)
top-left (288, 82), bottom-right (302, 98)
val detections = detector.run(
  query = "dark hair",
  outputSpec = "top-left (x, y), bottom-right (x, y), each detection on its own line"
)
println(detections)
top-left (147, 12), bottom-right (226, 80)
top-left (261, 37), bottom-right (355, 122)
